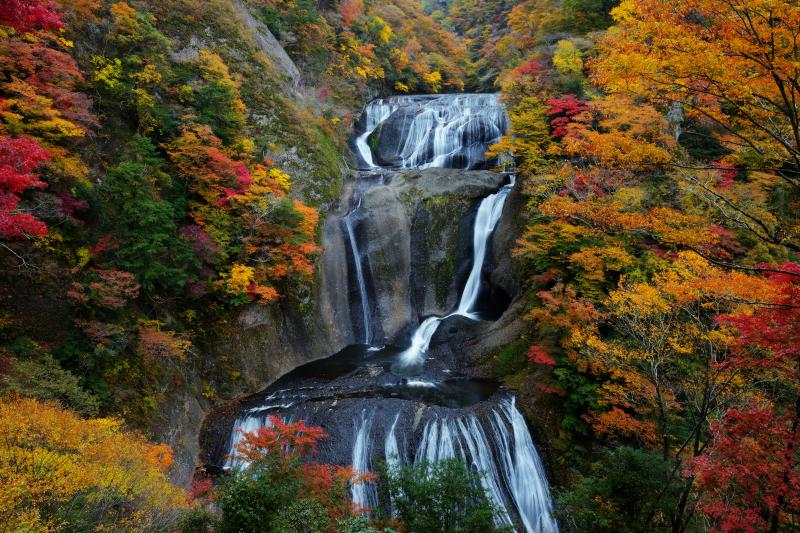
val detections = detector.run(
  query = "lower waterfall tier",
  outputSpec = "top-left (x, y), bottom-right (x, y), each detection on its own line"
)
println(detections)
top-left (204, 335), bottom-right (557, 533)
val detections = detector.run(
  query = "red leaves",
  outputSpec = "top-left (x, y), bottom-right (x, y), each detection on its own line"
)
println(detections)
top-left (528, 345), bottom-right (556, 366)
top-left (233, 417), bottom-right (368, 518)
top-left (712, 161), bottom-right (737, 189)
top-left (178, 224), bottom-right (221, 263)
top-left (92, 233), bottom-right (119, 256)
top-left (0, 135), bottom-right (49, 192)
top-left (694, 263), bottom-right (800, 530)
top-left (188, 477), bottom-right (214, 502)
top-left (546, 94), bottom-right (590, 139)
top-left (0, 135), bottom-right (49, 238)
top-left (0, 0), bottom-right (64, 34)
top-left (236, 416), bottom-right (328, 462)
top-left (514, 60), bottom-right (547, 78)
top-left (691, 406), bottom-right (800, 533)
top-left (718, 262), bottom-right (800, 369)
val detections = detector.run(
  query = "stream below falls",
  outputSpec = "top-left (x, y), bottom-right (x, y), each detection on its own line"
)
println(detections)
top-left (214, 94), bottom-right (558, 533)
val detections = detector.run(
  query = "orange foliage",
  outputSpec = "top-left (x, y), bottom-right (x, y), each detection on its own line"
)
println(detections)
top-left (136, 321), bottom-right (192, 361)
top-left (0, 396), bottom-right (187, 531)
top-left (235, 417), bottom-right (369, 518)
top-left (67, 268), bottom-right (140, 310)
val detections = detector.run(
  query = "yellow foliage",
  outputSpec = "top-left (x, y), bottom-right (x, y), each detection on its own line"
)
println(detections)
top-left (197, 50), bottom-right (237, 87)
top-left (0, 397), bottom-right (187, 531)
top-left (129, 64), bottom-right (162, 85)
top-left (570, 245), bottom-right (635, 281)
top-left (110, 2), bottom-right (139, 34)
top-left (552, 39), bottom-right (583, 76)
top-left (422, 70), bottom-right (442, 92)
top-left (293, 199), bottom-right (319, 239)
top-left (224, 263), bottom-right (255, 295)
top-left (90, 56), bottom-right (123, 89)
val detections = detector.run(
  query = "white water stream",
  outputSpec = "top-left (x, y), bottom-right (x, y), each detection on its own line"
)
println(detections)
top-left (343, 197), bottom-right (372, 344)
top-left (399, 175), bottom-right (515, 367)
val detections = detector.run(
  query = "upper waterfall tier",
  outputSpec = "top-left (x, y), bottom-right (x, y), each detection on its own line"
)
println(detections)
top-left (355, 94), bottom-right (507, 170)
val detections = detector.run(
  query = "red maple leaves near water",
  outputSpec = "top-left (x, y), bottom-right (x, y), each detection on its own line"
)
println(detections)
top-left (234, 417), bottom-right (374, 518)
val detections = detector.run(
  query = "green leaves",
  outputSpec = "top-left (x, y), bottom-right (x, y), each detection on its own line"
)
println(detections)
top-left (377, 459), bottom-right (513, 533)
top-left (97, 137), bottom-right (199, 293)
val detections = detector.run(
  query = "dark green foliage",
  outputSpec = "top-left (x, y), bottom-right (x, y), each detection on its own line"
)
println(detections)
top-left (176, 508), bottom-right (218, 533)
top-left (97, 136), bottom-right (198, 293)
top-left (2, 337), bottom-right (100, 416)
top-left (52, 330), bottom-right (115, 407)
top-left (678, 122), bottom-right (729, 162)
top-left (338, 515), bottom-right (400, 533)
top-left (377, 459), bottom-right (513, 533)
top-left (216, 462), bottom-right (302, 533)
top-left (561, 0), bottom-right (617, 33)
top-left (271, 498), bottom-right (332, 533)
top-left (193, 81), bottom-right (247, 145)
top-left (494, 339), bottom-right (529, 376)
top-left (557, 447), bottom-right (679, 532)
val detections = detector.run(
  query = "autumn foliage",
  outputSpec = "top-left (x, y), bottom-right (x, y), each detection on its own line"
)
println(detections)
top-left (0, 135), bottom-right (49, 238)
top-left (0, 396), bottom-right (187, 531)
top-left (212, 417), bottom-right (372, 530)
top-left (482, 0), bottom-right (800, 530)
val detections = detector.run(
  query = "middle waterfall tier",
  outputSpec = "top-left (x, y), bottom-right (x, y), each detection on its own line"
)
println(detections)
top-left (399, 174), bottom-right (515, 367)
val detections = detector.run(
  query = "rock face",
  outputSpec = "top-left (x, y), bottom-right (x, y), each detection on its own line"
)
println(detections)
top-left (232, 0), bottom-right (301, 89)
top-left (339, 168), bottom-right (507, 343)
top-left (178, 167), bottom-right (512, 483)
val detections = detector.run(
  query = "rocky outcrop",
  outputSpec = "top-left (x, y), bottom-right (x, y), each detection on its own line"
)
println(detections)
top-left (349, 168), bottom-right (507, 343)
top-left (232, 0), bottom-right (301, 89)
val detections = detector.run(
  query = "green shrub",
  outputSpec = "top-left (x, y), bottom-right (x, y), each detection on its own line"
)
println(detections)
top-left (377, 458), bottom-right (513, 533)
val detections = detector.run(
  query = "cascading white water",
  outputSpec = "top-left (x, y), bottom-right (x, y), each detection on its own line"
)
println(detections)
top-left (351, 410), bottom-right (377, 509)
top-left (385, 413), bottom-right (402, 470)
top-left (356, 94), bottom-right (506, 170)
top-left (224, 414), bottom-right (269, 469)
top-left (343, 199), bottom-right (372, 344)
top-left (491, 398), bottom-right (559, 533)
top-left (355, 100), bottom-right (397, 168)
top-left (412, 399), bottom-right (558, 533)
top-left (457, 175), bottom-right (516, 316)
top-left (399, 175), bottom-right (516, 366)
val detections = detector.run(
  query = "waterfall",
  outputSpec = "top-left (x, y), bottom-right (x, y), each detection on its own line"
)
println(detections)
top-left (220, 93), bottom-right (559, 533)
top-left (457, 176), bottom-right (515, 316)
top-left (385, 413), bottom-right (402, 470)
top-left (399, 175), bottom-right (515, 367)
top-left (351, 410), bottom-right (377, 509)
top-left (343, 198), bottom-right (372, 344)
top-left (356, 94), bottom-right (506, 170)
top-left (412, 399), bottom-right (557, 533)
top-left (491, 398), bottom-right (559, 533)
top-left (224, 414), bottom-right (268, 469)
top-left (355, 100), bottom-right (397, 169)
